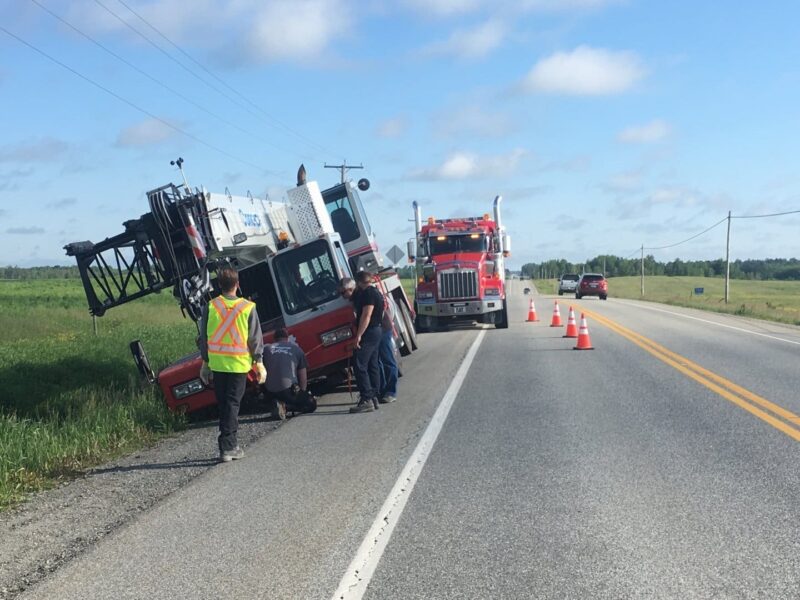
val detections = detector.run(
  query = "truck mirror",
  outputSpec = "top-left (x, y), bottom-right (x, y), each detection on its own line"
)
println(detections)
top-left (357, 178), bottom-right (370, 191)
top-left (407, 239), bottom-right (416, 261)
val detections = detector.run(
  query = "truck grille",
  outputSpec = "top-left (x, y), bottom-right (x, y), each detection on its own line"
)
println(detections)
top-left (439, 270), bottom-right (478, 299)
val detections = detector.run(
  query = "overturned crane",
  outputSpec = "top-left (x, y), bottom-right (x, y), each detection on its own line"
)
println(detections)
top-left (65, 164), bottom-right (417, 413)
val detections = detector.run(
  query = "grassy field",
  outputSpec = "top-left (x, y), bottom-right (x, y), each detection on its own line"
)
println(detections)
top-left (533, 276), bottom-right (800, 325)
top-left (0, 280), bottom-right (196, 509)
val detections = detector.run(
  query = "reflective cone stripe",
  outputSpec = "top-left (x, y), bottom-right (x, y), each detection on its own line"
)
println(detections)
top-left (550, 300), bottom-right (563, 327)
top-left (526, 299), bottom-right (539, 322)
top-left (563, 306), bottom-right (578, 338)
top-left (573, 314), bottom-right (594, 350)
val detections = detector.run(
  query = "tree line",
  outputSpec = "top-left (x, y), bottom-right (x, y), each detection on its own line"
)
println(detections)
top-left (520, 256), bottom-right (800, 281)
top-left (0, 266), bottom-right (81, 280)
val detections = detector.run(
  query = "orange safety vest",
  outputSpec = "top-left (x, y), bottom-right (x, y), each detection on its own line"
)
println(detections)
top-left (206, 295), bottom-right (256, 373)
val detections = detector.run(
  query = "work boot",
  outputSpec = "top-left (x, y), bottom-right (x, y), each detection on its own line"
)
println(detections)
top-left (273, 398), bottom-right (287, 421)
top-left (350, 398), bottom-right (375, 413)
top-left (379, 395), bottom-right (397, 404)
top-left (220, 446), bottom-right (245, 462)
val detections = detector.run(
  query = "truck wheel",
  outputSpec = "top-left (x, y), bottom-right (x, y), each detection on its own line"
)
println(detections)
top-left (398, 301), bottom-right (418, 351)
top-left (495, 300), bottom-right (509, 329)
top-left (558, 290), bottom-right (563, 296)
top-left (389, 296), bottom-right (413, 357)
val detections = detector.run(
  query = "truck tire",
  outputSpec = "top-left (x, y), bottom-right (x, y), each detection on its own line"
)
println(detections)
top-left (495, 299), bottom-right (509, 329)
top-left (389, 296), bottom-right (413, 357)
top-left (398, 301), bottom-right (418, 351)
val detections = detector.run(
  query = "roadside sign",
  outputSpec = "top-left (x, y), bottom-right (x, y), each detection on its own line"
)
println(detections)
top-left (694, 287), bottom-right (704, 295)
top-left (386, 245), bottom-right (405, 265)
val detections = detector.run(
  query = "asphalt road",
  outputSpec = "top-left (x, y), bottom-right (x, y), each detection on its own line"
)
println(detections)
top-left (23, 282), bottom-right (800, 599)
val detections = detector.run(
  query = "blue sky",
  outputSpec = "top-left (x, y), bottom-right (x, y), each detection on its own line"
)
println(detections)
top-left (2, 0), bottom-right (800, 269)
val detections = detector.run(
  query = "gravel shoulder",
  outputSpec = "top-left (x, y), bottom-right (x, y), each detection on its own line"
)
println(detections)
top-left (0, 405), bottom-right (280, 600)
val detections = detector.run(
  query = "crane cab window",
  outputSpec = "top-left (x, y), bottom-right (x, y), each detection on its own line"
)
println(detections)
top-left (322, 184), bottom-right (371, 244)
top-left (273, 240), bottom-right (340, 314)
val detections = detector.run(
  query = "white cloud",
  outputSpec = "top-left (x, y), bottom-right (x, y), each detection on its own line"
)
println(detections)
top-left (245, 0), bottom-right (351, 63)
top-left (522, 46), bottom-right (645, 95)
top-left (403, 0), bottom-right (482, 17)
top-left (403, 0), bottom-right (621, 17)
top-left (410, 148), bottom-right (528, 180)
top-left (421, 20), bottom-right (507, 59)
top-left (116, 118), bottom-right (180, 147)
top-left (70, 0), bottom-right (350, 66)
top-left (618, 119), bottom-right (670, 143)
top-left (434, 105), bottom-right (513, 138)
top-left (0, 137), bottom-right (69, 163)
top-left (376, 116), bottom-right (409, 138)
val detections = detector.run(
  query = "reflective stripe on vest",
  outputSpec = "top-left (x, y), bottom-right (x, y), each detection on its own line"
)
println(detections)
top-left (206, 296), bottom-right (255, 373)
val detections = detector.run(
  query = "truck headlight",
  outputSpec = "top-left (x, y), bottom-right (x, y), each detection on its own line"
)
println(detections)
top-left (484, 288), bottom-right (500, 296)
top-left (320, 326), bottom-right (353, 346)
top-left (173, 378), bottom-right (205, 399)
top-left (417, 291), bottom-right (434, 300)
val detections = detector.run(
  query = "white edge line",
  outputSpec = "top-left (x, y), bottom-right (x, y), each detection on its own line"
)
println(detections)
top-left (330, 329), bottom-right (487, 600)
top-left (614, 299), bottom-right (800, 347)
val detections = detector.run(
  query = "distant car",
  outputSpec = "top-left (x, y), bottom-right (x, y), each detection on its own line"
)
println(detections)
top-left (575, 273), bottom-right (608, 300)
top-left (558, 273), bottom-right (579, 295)
top-left (523, 287), bottom-right (531, 295)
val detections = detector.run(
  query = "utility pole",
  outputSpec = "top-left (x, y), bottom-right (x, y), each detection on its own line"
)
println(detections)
top-left (640, 244), bottom-right (645, 296)
top-left (324, 160), bottom-right (363, 184)
top-left (725, 210), bottom-right (732, 304)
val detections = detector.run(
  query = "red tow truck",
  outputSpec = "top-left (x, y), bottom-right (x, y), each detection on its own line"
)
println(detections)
top-left (408, 196), bottom-right (511, 330)
top-left (65, 165), bottom-right (417, 413)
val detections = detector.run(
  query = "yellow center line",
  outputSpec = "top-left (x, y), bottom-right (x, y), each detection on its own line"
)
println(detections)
top-left (579, 307), bottom-right (800, 443)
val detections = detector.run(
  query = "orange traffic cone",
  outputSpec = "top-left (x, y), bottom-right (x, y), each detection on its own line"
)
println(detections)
top-left (526, 299), bottom-right (539, 322)
top-left (550, 301), bottom-right (563, 327)
top-left (563, 306), bottom-right (578, 338)
top-left (573, 314), bottom-right (594, 350)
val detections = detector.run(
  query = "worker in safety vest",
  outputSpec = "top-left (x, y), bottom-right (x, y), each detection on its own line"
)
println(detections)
top-left (198, 267), bottom-right (266, 462)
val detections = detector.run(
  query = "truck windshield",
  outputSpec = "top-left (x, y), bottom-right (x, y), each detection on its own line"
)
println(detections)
top-left (273, 239), bottom-right (341, 315)
top-left (429, 234), bottom-right (486, 255)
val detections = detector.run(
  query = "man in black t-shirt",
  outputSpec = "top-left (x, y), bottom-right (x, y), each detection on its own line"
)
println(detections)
top-left (340, 271), bottom-right (384, 413)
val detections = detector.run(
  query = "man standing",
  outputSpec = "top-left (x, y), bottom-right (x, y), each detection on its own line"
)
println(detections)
top-left (339, 272), bottom-right (384, 413)
top-left (264, 327), bottom-right (310, 421)
top-left (377, 296), bottom-right (399, 404)
top-left (199, 267), bottom-right (266, 462)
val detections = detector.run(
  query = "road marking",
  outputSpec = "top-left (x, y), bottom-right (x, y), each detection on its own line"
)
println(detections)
top-left (582, 308), bottom-right (800, 443)
top-left (331, 329), bottom-right (487, 600)
top-left (613, 299), bottom-right (800, 347)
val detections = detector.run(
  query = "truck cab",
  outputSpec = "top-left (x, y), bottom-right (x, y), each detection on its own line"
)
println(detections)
top-left (409, 197), bottom-right (510, 330)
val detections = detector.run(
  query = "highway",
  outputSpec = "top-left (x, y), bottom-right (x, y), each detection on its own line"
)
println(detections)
top-left (23, 282), bottom-right (800, 599)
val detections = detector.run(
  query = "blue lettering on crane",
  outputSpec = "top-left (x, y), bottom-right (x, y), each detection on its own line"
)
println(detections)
top-left (239, 209), bottom-right (262, 228)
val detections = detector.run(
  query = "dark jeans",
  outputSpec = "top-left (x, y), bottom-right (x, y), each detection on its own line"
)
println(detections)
top-left (268, 387), bottom-right (316, 413)
top-left (378, 329), bottom-right (398, 398)
top-left (354, 326), bottom-right (382, 401)
top-left (213, 371), bottom-right (248, 452)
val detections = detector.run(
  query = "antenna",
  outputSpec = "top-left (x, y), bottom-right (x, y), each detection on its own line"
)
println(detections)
top-left (170, 157), bottom-right (191, 191)
top-left (324, 160), bottom-right (363, 184)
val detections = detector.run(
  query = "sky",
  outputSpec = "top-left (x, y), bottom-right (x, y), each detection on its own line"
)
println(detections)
top-left (2, 0), bottom-right (800, 269)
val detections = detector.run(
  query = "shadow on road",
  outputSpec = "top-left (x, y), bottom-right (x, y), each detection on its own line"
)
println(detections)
top-left (89, 458), bottom-right (220, 475)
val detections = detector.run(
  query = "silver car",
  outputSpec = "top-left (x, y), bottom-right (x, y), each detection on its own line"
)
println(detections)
top-left (558, 273), bottom-right (579, 295)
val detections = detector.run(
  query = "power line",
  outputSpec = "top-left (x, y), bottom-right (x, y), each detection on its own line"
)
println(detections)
top-left (28, 0), bottom-right (293, 158)
top-left (732, 209), bottom-right (800, 219)
top-left (94, 0), bottom-right (328, 160)
top-left (645, 216), bottom-right (728, 251)
top-left (113, 0), bottom-right (335, 158)
top-left (0, 25), bottom-right (266, 172)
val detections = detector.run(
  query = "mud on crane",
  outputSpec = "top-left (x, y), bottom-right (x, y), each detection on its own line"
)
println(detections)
top-left (65, 164), bottom-right (417, 414)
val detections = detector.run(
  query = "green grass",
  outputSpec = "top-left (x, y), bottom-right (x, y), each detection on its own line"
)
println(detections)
top-left (0, 280), bottom-right (197, 509)
top-left (531, 276), bottom-right (800, 325)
